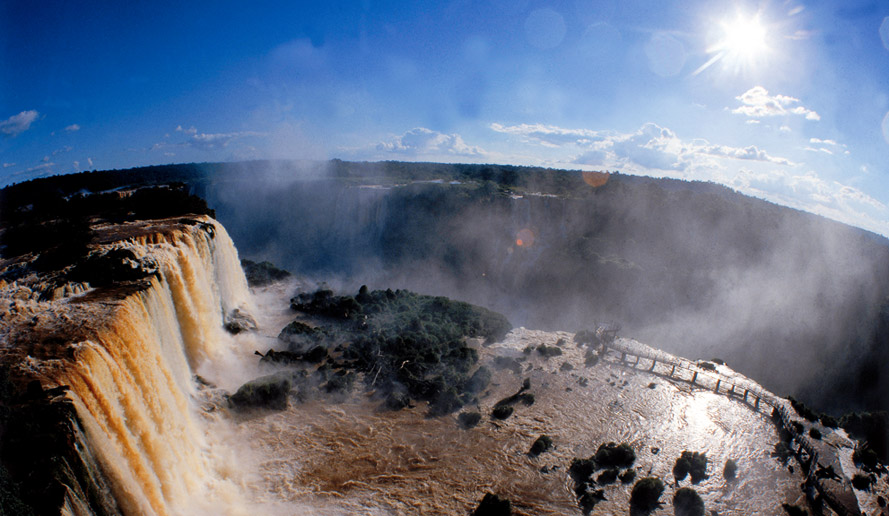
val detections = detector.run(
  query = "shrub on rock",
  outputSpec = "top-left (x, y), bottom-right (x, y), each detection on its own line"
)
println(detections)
top-left (630, 477), bottom-right (664, 512)
top-left (594, 442), bottom-right (636, 469)
top-left (673, 487), bottom-right (705, 516)
top-left (673, 451), bottom-right (708, 483)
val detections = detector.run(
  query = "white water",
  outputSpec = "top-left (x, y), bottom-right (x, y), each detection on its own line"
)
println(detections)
top-left (53, 220), bottom-right (258, 516)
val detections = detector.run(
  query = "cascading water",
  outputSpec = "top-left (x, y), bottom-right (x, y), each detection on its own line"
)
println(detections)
top-left (42, 219), bottom-right (255, 516)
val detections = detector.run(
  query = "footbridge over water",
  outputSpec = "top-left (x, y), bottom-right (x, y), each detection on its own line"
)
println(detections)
top-left (598, 338), bottom-right (862, 516)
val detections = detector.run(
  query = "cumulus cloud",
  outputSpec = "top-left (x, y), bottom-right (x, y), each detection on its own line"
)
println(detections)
top-left (491, 121), bottom-right (795, 171)
top-left (730, 168), bottom-right (888, 234)
top-left (732, 86), bottom-right (820, 121)
top-left (64, 124), bottom-right (80, 132)
top-left (0, 110), bottom-right (39, 136)
top-left (376, 127), bottom-right (485, 156)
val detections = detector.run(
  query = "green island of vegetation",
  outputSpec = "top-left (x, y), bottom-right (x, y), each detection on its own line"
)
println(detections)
top-left (250, 285), bottom-right (512, 417)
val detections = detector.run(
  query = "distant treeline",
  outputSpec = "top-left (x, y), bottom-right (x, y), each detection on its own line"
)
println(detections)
top-left (5, 159), bottom-right (889, 419)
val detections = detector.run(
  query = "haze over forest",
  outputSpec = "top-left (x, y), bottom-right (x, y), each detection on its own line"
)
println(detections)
top-left (3, 1), bottom-right (889, 237)
top-left (3, 159), bottom-right (888, 419)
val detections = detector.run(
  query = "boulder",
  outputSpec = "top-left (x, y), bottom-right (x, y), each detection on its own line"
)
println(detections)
top-left (230, 372), bottom-right (294, 410)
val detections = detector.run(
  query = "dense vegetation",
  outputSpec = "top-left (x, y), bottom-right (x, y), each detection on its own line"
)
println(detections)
top-left (240, 259), bottom-right (291, 287)
top-left (673, 451), bottom-right (708, 484)
top-left (0, 183), bottom-right (213, 271)
top-left (7, 159), bottom-right (889, 420)
top-left (630, 477), bottom-right (664, 512)
top-left (569, 442), bottom-right (637, 514)
top-left (673, 487), bottom-right (705, 516)
top-left (281, 286), bottom-right (511, 415)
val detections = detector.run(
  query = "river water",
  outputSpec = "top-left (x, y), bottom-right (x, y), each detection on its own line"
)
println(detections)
top-left (224, 288), bottom-right (809, 515)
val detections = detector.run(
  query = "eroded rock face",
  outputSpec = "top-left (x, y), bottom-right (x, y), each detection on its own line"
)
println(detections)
top-left (224, 308), bottom-right (257, 334)
top-left (230, 372), bottom-right (298, 411)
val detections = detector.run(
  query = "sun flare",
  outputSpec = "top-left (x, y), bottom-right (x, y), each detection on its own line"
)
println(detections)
top-left (694, 12), bottom-right (771, 75)
top-left (720, 14), bottom-right (768, 60)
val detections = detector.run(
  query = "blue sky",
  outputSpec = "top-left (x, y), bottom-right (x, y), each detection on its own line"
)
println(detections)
top-left (3, 0), bottom-right (889, 235)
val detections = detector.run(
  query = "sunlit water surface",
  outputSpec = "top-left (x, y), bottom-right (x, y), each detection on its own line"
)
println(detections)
top-left (222, 290), bottom-right (809, 515)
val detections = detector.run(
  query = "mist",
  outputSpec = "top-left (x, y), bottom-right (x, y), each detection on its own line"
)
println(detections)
top-left (200, 160), bottom-right (889, 415)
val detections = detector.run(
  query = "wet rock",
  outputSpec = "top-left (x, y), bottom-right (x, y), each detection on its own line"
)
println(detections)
top-left (230, 372), bottom-right (294, 410)
top-left (493, 356), bottom-right (522, 374)
top-left (536, 344), bottom-right (562, 358)
top-left (472, 492), bottom-right (511, 516)
top-left (529, 435), bottom-right (553, 457)
top-left (240, 259), bottom-right (291, 287)
top-left (385, 391), bottom-right (411, 411)
top-left (492, 405), bottom-right (513, 420)
top-left (458, 411), bottom-right (482, 429)
top-left (597, 468), bottom-right (619, 484)
top-left (619, 469), bottom-right (637, 484)
top-left (723, 459), bottom-right (737, 480)
top-left (578, 488), bottom-right (606, 514)
top-left (224, 308), bottom-right (257, 334)
top-left (781, 503), bottom-right (807, 516)
top-left (465, 366), bottom-right (492, 394)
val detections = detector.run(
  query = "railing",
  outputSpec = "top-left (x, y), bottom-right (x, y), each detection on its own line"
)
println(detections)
top-left (598, 339), bottom-right (862, 516)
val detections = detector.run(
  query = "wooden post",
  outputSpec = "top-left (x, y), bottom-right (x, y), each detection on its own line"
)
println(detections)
top-left (691, 371), bottom-right (697, 384)
top-left (754, 397), bottom-right (760, 410)
top-left (621, 352), bottom-right (626, 362)
top-left (729, 384), bottom-right (735, 395)
top-left (634, 355), bottom-right (640, 366)
top-left (670, 364), bottom-right (676, 376)
top-left (743, 389), bottom-right (748, 401)
top-left (649, 359), bottom-right (656, 371)
top-left (715, 379), bottom-right (721, 392)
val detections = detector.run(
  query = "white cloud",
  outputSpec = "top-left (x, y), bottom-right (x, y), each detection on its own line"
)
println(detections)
top-left (187, 131), bottom-right (262, 150)
top-left (64, 124), bottom-right (80, 132)
top-left (159, 127), bottom-right (264, 151)
top-left (87, 157), bottom-right (94, 167)
top-left (729, 168), bottom-right (889, 235)
top-left (26, 162), bottom-right (54, 173)
top-left (376, 127), bottom-right (485, 156)
top-left (0, 110), bottom-right (39, 136)
top-left (491, 121), bottom-right (795, 171)
top-left (732, 86), bottom-right (820, 121)
top-left (2, 163), bottom-right (15, 168)
top-left (490, 122), bottom-right (602, 147)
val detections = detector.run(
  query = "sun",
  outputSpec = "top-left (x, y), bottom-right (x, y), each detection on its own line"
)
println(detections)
top-left (694, 12), bottom-right (772, 75)
top-left (720, 14), bottom-right (768, 60)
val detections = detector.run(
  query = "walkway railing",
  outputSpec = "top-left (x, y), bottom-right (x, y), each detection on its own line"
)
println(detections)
top-left (598, 338), bottom-right (861, 516)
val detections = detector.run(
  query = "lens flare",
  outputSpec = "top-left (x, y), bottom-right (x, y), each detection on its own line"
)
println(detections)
top-left (515, 228), bottom-right (536, 248)
top-left (582, 171), bottom-right (610, 187)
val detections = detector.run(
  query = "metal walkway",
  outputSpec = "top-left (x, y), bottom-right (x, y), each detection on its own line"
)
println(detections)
top-left (599, 338), bottom-right (861, 516)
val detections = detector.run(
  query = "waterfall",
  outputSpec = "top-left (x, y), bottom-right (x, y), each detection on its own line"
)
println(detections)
top-left (50, 219), bottom-right (254, 516)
